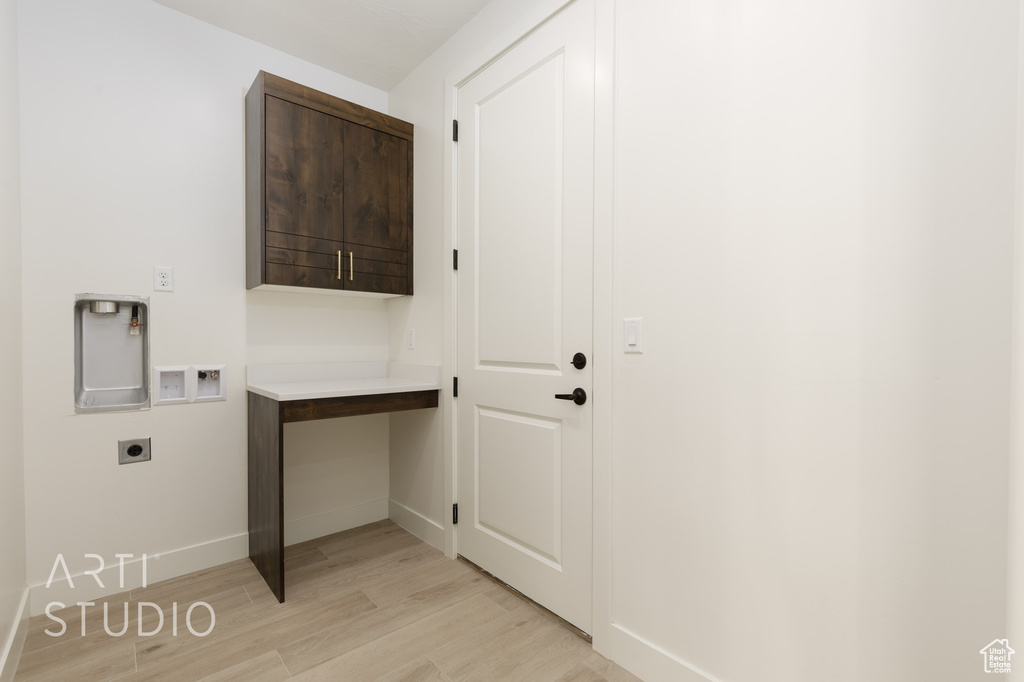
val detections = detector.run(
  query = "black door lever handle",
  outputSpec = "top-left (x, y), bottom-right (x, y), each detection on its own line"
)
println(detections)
top-left (555, 388), bottom-right (587, 405)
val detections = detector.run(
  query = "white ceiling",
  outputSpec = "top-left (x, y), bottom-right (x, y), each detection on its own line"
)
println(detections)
top-left (151, 0), bottom-right (493, 91)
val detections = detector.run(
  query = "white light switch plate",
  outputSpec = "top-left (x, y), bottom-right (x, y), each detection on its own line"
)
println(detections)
top-left (624, 317), bottom-right (643, 353)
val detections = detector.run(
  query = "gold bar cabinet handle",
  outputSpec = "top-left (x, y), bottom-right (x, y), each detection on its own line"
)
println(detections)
top-left (337, 251), bottom-right (342, 280)
top-left (349, 251), bottom-right (354, 281)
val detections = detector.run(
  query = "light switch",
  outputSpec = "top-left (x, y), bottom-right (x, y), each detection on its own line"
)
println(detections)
top-left (624, 317), bottom-right (643, 353)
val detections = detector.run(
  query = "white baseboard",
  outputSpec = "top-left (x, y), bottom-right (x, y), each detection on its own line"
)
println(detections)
top-left (29, 503), bottom-right (393, 618)
top-left (388, 499), bottom-right (444, 551)
top-left (284, 499), bottom-right (389, 546)
top-left (608, 623), bottom-right (721, 682)
top-left (29, 533), bottom-right (248, 617)
top-left (0, 588), bottom-right (30, 682)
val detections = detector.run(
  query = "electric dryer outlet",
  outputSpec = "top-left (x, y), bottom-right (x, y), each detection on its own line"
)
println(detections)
top-left (118, 437), bottom-right (151, 465)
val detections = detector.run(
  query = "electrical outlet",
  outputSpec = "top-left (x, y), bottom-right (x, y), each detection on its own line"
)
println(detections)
top-left (153, 266), bottom-right (174, 292)
top-left (407, 329), bottom-right (416, 350)
top-left (118, 437), bottom-right (151, 465)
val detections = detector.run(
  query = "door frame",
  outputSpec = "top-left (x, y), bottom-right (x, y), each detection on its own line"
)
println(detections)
top-left (441, 0), bottom-right (615, 653)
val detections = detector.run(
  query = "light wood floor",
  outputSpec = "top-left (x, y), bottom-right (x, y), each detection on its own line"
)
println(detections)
top-left (14, 520), bottom-right (642, 681)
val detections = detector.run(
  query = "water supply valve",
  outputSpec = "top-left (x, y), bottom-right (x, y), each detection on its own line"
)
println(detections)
top-left (130, 304), bottom-right (145, 336)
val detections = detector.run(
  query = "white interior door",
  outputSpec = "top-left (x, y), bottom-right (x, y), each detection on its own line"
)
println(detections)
top-left (455, 0), bottom-right (595, 633)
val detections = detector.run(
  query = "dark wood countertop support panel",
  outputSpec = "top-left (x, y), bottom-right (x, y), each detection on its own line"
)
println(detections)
top-left (282, 390), bottom-right (438, 423)
top-left (248, 391), bottom-right (285, 602)
top-left (247, 388), bottom-right (439, 603)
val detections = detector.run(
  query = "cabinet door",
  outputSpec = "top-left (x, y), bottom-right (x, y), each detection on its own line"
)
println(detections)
top-left (343, 121), bottom-right (412, 294)
top-left (264, 95), bottom-right (346, 289)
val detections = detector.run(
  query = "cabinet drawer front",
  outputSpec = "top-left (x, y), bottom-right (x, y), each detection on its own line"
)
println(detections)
top-left (266, 230), bottom-right (344, 255)
top-left (268, 247), bottom-right (409, 280)
top-left (351, 273), bottom-right (409, 295)
top-left (348, 242), bottom-right (408, 265)
top-left (266, 263), bottom-right (346, 290)
top-left (267, 247), bottom-right (338, 270)
top-left (351, 255), bottom-right (408, 279)
top-left (266, 262), bottom-right (408, 294)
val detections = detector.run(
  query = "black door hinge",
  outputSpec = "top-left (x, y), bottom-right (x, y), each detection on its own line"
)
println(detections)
top-left (453, 249), bottom-right (458, 270)
top-left (453, 376), bottom-right (458, 397)
top-left (453, 503), bottom-right (459, 525)
top-left (453, 120), bottom-right (459, 142)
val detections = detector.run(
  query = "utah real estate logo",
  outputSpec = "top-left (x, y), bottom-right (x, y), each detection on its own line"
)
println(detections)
top-left (980, 639), bottom-right (1014, 674)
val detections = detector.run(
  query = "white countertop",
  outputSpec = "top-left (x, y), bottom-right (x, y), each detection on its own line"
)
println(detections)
top-left (246, 362), bottom-right (441, 402)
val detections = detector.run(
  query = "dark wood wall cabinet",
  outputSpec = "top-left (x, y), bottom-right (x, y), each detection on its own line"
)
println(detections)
top-left (245, 71), bottom-right (414, 296)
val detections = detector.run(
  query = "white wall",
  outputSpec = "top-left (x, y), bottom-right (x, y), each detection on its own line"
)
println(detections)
top-left (0, 0), bottom-right (27, 676)
top-left (1008, 5), bottom-right (1024, 678)
top-left (384, 77), bottom-right (446, 538)
top-left (393, 0), bottom-right (1020, 680)
top-left (612, 1), bottom-right (1016, 681)
top-left (10, 0), bottom-right (1018, 675)
top-left (248, 290), bottom-right (392, 545)
top-left (18, 0), bottom-right (392, 613)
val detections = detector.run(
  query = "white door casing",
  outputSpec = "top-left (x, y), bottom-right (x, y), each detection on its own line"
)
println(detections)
top-left (455, 0), bottom-right (595, 633)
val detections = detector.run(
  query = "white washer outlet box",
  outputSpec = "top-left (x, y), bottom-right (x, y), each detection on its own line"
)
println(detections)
top-left (153, 366), bottom-right (226, 405)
